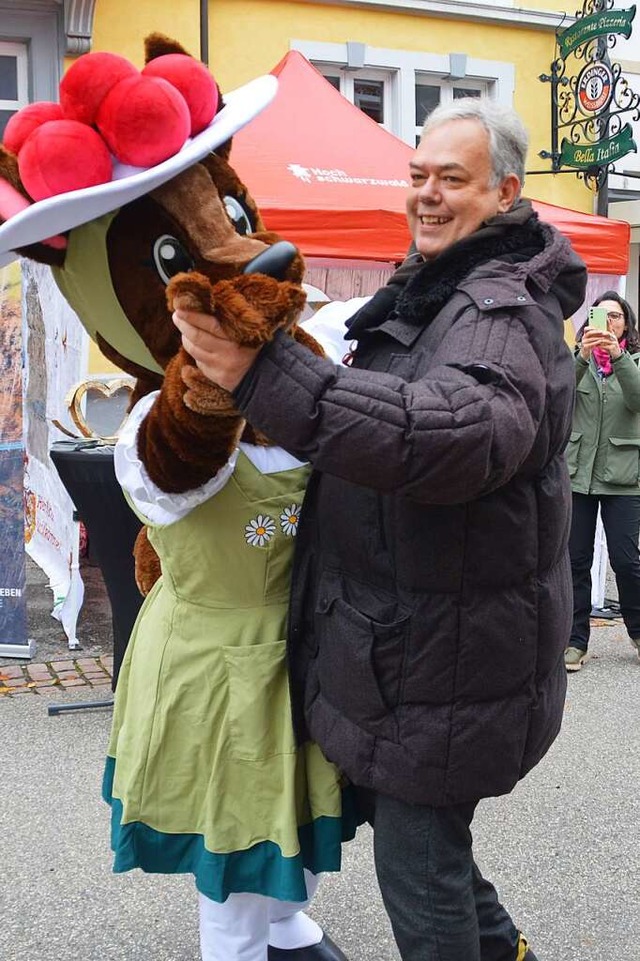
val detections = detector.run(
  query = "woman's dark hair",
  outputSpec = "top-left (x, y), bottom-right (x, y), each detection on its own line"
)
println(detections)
top-left (575, 290), bottom-right (640, 352)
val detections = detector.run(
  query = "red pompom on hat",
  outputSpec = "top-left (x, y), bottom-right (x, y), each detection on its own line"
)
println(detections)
top-left (60, 52), bottom-right (139, 126)
top-left (142, 53), bottom-right (219, 136)
top-left (3, 102), bottom-right (64, 155)
top-left (0, 43), bottom-right (229, 208)
top-left (96, 74), bottom-right (191, 167)
top-left (19, 120), bottom-right (113, 201)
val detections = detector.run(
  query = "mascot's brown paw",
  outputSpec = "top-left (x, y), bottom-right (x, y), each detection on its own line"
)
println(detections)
top-left (168, 271), bottom-right (307, 348)
top-left (167, 272), bottom-right (216, 314)
top-left (133, 526), bottom-right (162, 596)
top-left (216, 274), bottom-right (307, 346)
top-left (181, 362), bottom-right (239, 416)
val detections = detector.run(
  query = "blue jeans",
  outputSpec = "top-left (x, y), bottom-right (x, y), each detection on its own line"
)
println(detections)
top-left (366, 791), bottom-right (521, 961)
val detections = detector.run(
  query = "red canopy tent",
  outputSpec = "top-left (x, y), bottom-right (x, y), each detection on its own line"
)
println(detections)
top-left (232, 51), bottom-right (629, 276)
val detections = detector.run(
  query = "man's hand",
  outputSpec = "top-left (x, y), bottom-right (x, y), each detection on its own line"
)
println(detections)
top-left (173, 302), bottom-right (261, 392)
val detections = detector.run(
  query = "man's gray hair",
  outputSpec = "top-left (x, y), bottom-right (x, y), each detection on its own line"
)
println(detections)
top-left (420, 98), bottom-right (528, 189)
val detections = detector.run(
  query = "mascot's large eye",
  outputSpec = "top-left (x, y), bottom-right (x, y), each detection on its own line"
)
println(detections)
top-left (152, 235), bottom-right (195, 284)
top-left (223, 196), bottom-right (255, 236)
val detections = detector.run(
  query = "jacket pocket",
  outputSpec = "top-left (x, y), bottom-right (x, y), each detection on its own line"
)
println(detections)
top-left (565, 430), bottom-right (582, 477)
top-left (603, 437), bottom-right (640, 486)
top-left (222, 640), bottom-right (296, 760)
top-left (387, 353), bottom-right (419, 378)
top-left (314, 571), bottom-right (410, 741)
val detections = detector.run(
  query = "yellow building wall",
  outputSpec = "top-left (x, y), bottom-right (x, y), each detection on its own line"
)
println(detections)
top-left (86, 0), bottom-right (595, 371)
top-left (93, 0), bottom-right (592, 213)
top-left (90, 3), bottom-right (201, 66)
top-left (87, 342), bottom-right (120, 375)
top-left (523, 0), bottom-right (579, 10)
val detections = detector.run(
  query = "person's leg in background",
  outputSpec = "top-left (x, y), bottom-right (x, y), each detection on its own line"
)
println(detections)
top-left (566, 493), bottom-right (600, 671)
top-left (371, 792), bottom-right (526, 961)
top-left (600, 494), bottom-right (640, 659)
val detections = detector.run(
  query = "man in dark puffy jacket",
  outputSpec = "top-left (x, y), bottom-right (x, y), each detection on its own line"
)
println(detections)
top-left (173, 99), bottom-right (587, 961)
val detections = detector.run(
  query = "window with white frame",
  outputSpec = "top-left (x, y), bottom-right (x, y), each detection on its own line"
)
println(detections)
top-left (0, 41), bottom-right (28, 140)
top-left (415, 78), bottom-right (488, 145)
top-left (316, 64), bottom-right (393, 127)
top-left (296, 40), bottom-right (514, 148)
top-left (0, 1), bottom-right (63, 141)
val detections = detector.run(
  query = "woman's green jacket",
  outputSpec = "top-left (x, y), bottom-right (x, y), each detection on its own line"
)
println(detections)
top-left (567, 350), bottom-right (640, 495)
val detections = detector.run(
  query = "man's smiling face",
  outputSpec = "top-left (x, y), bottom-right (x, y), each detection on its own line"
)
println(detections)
top-left (406, 118), bottom-right (520, 260)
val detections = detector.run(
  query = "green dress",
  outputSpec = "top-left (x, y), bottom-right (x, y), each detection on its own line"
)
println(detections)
top-left (103, 448), bottom-right (357, 903)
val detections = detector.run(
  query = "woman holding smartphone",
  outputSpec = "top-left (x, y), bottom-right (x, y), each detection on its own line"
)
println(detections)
top-left (565, 290), bottom-right (640, 671)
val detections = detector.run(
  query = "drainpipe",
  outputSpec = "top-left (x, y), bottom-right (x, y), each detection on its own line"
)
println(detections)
top-left (200, 0), bottom-right (209, 65)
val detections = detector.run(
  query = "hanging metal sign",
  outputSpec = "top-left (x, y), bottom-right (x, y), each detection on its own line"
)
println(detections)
top-left (560, 123), bottom-right (635, 167)
top-left (557, 6), bottom-right (635, 59)
top-left (539, 0), bottom-right (638, 190)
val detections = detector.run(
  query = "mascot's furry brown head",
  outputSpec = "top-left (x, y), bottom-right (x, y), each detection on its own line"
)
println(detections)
top-left (0, 33), bottom-right (323, 592)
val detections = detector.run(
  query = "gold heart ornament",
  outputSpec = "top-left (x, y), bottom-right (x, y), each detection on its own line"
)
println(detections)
top-left (52, 378), bottom-right (134, 444)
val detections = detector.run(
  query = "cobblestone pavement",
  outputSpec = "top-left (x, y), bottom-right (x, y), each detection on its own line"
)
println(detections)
top-left (0, 556), bottom-right (113, 699)
top-left (0, 550), bottom-right (116, 692)
top-left (0, 653), bottom-right (113, 695)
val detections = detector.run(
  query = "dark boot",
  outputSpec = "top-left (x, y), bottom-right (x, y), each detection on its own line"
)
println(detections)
top-left (268, 933), bottom-right (348, 961)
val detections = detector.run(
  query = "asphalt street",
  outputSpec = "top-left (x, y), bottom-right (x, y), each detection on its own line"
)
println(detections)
top-left (1, 566), bottom-right (639, 961)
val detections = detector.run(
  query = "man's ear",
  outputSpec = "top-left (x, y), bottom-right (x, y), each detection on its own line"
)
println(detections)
top-left (497, 173), bottom-right (521, 213)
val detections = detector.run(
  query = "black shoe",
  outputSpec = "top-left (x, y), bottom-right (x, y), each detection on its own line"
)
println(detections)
top-left (268, 933), bottom-right (348, 961)
top-left (524, 952), bottom-right (539, 961)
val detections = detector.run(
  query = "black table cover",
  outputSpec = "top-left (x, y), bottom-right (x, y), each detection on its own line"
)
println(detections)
top-left (50, 442), bottom-right (143, 690)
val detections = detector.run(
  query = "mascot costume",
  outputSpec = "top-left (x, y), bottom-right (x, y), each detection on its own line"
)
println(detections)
top-left (0, 34), bottom-right (357, 961)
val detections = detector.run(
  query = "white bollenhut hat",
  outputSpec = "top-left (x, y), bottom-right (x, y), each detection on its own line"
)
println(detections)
top-left (0, 74), bottom-right (277, 269)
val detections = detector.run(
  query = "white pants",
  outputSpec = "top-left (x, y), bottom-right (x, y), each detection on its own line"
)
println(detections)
top-left (199, 871), bottom-right (322, 961)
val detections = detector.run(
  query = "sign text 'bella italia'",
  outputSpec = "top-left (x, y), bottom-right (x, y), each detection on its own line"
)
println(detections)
top-left (559, 124), bottom-right (636, 168)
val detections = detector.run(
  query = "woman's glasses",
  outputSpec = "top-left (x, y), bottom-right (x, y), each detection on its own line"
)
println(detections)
top-left (606, 310), bottom-right (625, 321)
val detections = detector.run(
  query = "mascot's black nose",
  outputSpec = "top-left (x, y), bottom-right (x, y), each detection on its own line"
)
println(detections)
top-left (243, 241), bottom-right (298, 280)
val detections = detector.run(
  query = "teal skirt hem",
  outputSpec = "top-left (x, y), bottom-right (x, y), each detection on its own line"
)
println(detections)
top-left (102, 756), bottom-right (360, 903)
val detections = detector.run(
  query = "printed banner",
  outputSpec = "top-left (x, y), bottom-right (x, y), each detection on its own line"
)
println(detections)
top-left (21, 261), bottom-right (88, 649)
top-left (0, 261), bottom-right (30, 657)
